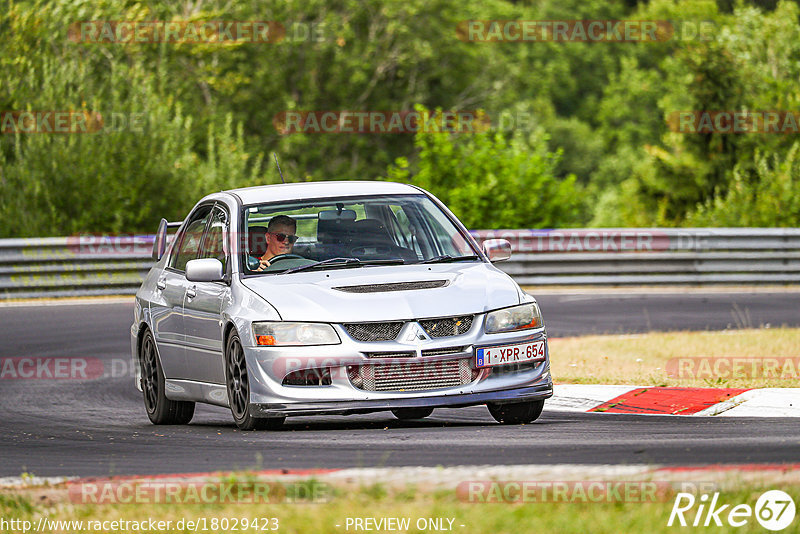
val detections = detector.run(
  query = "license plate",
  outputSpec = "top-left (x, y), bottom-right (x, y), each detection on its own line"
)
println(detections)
top-left (475, 340), bottom-right (546, 368)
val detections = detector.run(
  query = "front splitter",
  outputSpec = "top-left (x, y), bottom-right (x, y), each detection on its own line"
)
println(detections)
top-left (251, 382), bottom-right (553, 417)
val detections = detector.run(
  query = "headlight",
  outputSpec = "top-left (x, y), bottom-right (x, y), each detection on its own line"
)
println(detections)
top-left (485, 303), bottom-right (543, 334)
top-left (252, 322), bottom-right (340, 346)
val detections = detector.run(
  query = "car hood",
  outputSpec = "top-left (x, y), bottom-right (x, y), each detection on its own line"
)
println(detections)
top-left (240, 263), bottom-right (521, 322)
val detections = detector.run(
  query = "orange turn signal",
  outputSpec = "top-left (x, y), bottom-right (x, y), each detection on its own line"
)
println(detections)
top-left (257, 335), bottom-right (276, 346)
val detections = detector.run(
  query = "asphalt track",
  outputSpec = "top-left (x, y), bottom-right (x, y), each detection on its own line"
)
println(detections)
top-left (1, 290), bottom-right (799, 477)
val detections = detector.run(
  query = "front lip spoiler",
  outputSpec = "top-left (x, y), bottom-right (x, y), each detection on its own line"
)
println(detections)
top-left (250, 382), bottom-right (553, 417)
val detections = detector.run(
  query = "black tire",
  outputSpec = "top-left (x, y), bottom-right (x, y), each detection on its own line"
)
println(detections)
top-left (225, 332), bottom-right (285, 431)
top-left (487, 400), bottom-right (544, 424)
top-left (392, 407), bottom-right (434, 420)
top-left (139, 329), bottom-right (194, 425)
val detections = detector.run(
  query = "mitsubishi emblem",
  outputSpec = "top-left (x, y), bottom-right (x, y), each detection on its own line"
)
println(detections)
top-left (403, 323), bottom-right (429, 343)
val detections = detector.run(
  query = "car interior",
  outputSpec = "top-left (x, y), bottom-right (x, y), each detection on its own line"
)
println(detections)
top-left (245, 208), bottom-right (419, 270)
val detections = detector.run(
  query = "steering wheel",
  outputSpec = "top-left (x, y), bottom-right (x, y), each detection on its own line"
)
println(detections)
top-left (266, 254), bottom-right (305, 265)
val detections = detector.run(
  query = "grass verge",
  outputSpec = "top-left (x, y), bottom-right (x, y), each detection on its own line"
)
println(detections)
top-left (1, 479), bottom-right (799, 534)
top-left (549, 327), bottom-right (800, 387)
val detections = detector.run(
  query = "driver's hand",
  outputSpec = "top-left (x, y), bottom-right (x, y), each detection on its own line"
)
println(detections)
top-left (256, 259), bottom-right (270, 271)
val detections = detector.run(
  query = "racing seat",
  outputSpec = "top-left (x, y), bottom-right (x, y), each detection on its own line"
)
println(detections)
top-left (349, 219), bottom-right (417, 262)
top-left (313, 211), bottom-right (357, 259)
top-left (350, 219), bottom-right (393, 246)
top-left (248, 226), bottom-right (268, 259)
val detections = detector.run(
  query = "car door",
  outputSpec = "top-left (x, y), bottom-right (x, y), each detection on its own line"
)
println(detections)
top-left (152, 205), bottom-right (212, 379)
top-left (182, 205), bottom-right (230, 385)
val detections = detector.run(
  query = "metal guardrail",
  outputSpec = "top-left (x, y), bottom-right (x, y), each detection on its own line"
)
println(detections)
top-left (0, 236), bottom-right (154, 299)
top-left (472, 228), bottom-right (800, 286)
top-left (1, 228), bottom-right (799, 299)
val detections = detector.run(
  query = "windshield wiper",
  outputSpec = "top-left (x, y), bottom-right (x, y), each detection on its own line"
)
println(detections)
top-left (420, 254), bottom-right (479, 264)
top-left (283, 257), bottom-right (404, 275)
top-left (283, 257), bottom-right (361, 274)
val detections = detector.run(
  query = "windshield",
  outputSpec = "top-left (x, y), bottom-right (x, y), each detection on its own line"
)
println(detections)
top-left (241, 194), bottom-right (479, 274)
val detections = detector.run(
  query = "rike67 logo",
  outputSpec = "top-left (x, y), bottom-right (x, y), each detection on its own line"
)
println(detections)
top-left (668, 490), bottom-right (796, 531)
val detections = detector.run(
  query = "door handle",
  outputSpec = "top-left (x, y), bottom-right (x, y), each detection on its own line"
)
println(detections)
top-left (186, 286), bottom-right (197, 299)
top-left (156, 278), bottom-right (167, 290)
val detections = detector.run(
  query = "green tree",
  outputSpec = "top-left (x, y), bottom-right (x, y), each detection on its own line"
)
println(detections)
top-left (689, 142), bottom-right (800, 226)
top-left (382, 108), bottom-right (584, 229)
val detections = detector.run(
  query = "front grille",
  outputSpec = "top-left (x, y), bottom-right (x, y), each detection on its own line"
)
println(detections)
top-left (420, 346), bottom-right (469, 357)
top-left (333, 280), bottom-right (448, 293)
top-left (420, 315), bottom-right (473, 338)
top-left (350, 358), bottom-right (472, 391)
top-left (343, 322), bottom-right (404, 342)
top-left (364, 351), bottom-right (415, 359)
top-left (344, 314), bottom-right (474, 343)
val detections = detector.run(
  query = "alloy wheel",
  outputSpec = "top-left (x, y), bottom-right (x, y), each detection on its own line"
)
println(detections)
top-left (141, 335), bottom-right (159, 413)
top-left (227, 337), bottom-right (249, 420)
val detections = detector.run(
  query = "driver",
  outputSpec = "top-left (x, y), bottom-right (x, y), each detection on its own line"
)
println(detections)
top-left (253, 215), bottom-right (298, 271)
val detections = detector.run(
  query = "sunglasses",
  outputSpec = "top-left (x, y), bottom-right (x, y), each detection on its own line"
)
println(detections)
top-left (269, 232), bottom-right (299, 244)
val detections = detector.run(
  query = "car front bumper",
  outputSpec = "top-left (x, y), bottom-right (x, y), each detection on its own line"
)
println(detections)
top-left (242, 321), bottom-right (552, 417)
top-left (251, 382), bottom-right (552, 417)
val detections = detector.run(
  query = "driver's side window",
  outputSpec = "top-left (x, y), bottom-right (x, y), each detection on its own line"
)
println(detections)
top-left (169, 206), bottom-right (212, 272)
top-left (198, 207), bottom-right (228, 272)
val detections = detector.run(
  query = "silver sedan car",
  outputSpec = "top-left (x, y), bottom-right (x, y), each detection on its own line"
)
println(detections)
top-left (131, 181), bottom-right (552, 429)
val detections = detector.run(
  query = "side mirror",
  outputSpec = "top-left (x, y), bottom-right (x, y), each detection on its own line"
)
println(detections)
top-left (185, 258), bottom-right (225, 283)
top-left (482, 239), bottom-right (512, 262)
top-left (152, 218), bottom-right (168, 261)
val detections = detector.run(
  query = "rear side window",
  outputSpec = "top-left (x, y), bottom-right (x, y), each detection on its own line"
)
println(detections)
top-left (169, 205), bottom-right (212, 272)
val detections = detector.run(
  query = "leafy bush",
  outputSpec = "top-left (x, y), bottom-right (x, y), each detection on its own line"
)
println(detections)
top-left (383, 108), bottom-right (584, 229)
top-left (0, 3), bottom-right (265, 236)
top-left (3, 0), bottom-right (800, 235)
top-left (689, 142), bottom-right (800, 226)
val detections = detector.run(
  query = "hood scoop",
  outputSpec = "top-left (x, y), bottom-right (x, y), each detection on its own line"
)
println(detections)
top-left (332, 280), bottom-right (449, 293)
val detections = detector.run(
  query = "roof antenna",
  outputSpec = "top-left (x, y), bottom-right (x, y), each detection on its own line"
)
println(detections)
top-left (273, 153), bottom-right (286, 184)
